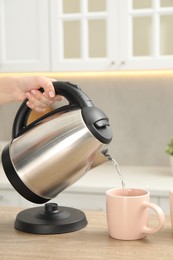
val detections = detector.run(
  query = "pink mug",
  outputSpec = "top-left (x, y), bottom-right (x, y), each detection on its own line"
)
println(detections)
top-left (106, 188), bottom-right (165, 240)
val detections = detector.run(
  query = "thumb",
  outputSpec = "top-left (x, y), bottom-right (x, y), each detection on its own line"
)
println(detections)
top-left (37, 77), bottom-right (56, 98)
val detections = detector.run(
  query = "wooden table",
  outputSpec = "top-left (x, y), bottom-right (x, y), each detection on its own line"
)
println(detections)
top-left (0, 207), bottom-right (173, 260)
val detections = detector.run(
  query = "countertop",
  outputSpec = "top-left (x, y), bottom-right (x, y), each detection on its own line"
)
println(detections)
top-left (0, 207), bottom-right (173, 260)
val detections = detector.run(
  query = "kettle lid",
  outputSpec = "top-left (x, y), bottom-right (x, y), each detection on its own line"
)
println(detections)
top-left (82, 106), bottom-right (112, 144)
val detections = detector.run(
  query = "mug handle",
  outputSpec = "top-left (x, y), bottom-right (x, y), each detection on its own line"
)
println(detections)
top-left (141, 202), bottom-right (165, 234)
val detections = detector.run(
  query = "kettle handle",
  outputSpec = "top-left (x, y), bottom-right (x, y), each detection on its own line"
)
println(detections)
top-left (12, 81), bottom-right (94, 138)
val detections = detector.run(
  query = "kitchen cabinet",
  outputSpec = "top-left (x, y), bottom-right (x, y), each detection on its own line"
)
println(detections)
top-left (0, 0), bottom-right (50, 72)
top-left (1, 0), bottom-right (173, 72)
top-left (50, 0), bottom-right (117, 71)
top-left (50, 0), bottom-right (173, 71)
top-left (121, 0), bottom-right (173, 70)
top-left (0, 188), bottom-right (19, 206)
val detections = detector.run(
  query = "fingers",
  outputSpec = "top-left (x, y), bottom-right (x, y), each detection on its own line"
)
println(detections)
top-left (35, 77), bottom-right (56, 98)
top-left (18, 76), bottom-right (63, 113)
top-left (26, 90), bottom-right (53, 113)
top-left (43, 92), bottom-right (63, 102)
top-left (26, 89), bottom-right (63, 113)
top-left (26, 101), bottom-right (46, 113)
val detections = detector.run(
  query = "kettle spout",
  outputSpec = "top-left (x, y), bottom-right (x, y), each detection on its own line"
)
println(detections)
top-left (90, 148), bottom-right (109, 169)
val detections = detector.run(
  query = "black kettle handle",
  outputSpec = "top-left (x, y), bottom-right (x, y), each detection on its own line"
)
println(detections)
top-left (12, 81), bottom-right (94, 138)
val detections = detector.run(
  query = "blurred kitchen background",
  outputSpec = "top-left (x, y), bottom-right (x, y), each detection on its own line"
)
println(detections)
top-left (1, 0), bottom-right (173, 212)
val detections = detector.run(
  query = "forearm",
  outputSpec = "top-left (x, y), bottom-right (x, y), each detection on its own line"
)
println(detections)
top-left (0, 75), bottom-right (58, 112)
top-left (0, 77), bottom-right (19, 105)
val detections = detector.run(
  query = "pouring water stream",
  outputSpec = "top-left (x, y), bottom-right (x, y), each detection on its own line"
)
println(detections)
top-left (103, 149), bottom-right (127, 194)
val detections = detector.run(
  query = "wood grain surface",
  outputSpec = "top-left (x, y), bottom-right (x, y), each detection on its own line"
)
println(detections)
top-left (0, 207), bottom-right (173, 260)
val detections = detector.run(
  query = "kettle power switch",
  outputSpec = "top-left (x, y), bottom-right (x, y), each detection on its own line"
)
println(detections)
top-left (94, 119), bottom-right (109, 129)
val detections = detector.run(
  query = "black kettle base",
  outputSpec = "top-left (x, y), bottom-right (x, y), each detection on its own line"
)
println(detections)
top-left (14, 203), bottom-right (88, 234)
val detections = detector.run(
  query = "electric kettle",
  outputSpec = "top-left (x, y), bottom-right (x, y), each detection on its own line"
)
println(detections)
top-left (1, 81), bottom-right (112, 234)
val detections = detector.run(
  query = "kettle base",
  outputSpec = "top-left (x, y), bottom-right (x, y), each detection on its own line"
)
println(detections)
top-left (14, 203), bottom-right (88, 234)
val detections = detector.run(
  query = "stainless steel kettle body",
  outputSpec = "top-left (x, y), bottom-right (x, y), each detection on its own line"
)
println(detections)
top-left (1, 81), bottom-right (112, 204)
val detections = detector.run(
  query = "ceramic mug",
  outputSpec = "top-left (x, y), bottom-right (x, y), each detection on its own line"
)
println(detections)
top-left (106, 188), bottom-right (165, 240)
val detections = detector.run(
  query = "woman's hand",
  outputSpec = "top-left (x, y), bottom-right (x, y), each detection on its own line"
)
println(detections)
top-left (16, 76), bottom-right (62, 112)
